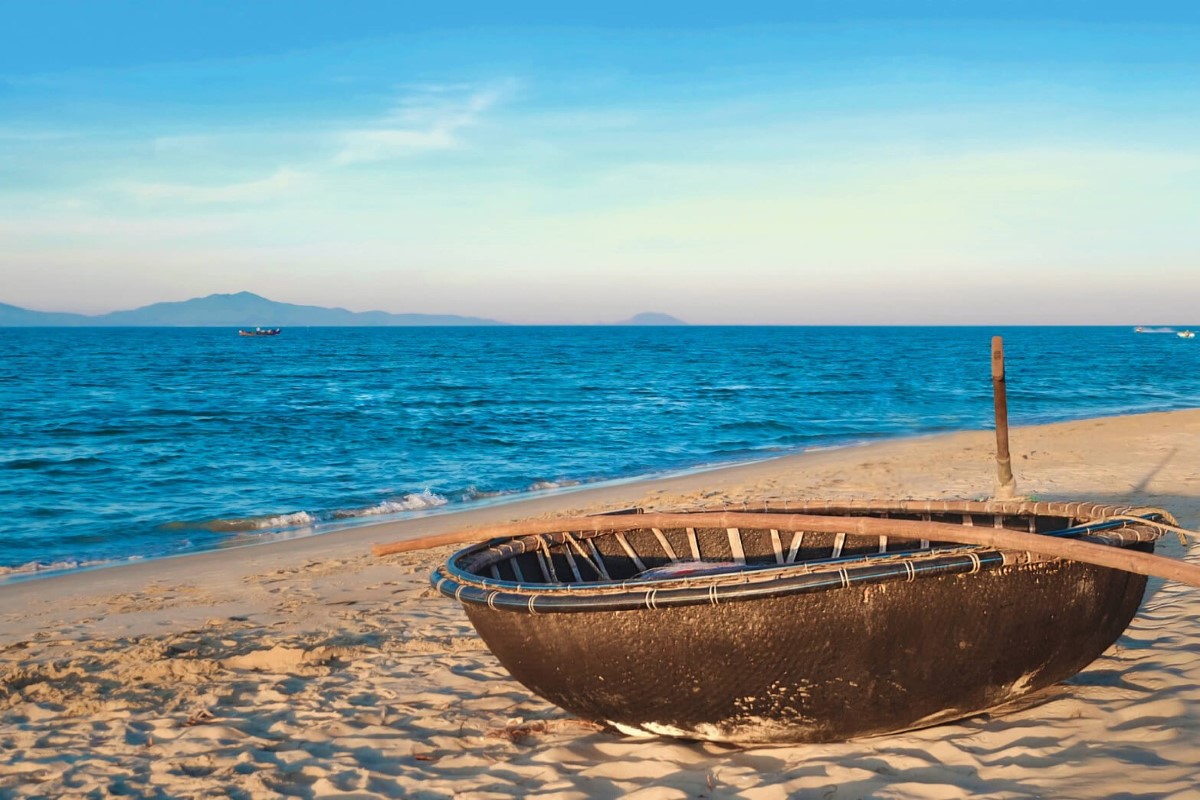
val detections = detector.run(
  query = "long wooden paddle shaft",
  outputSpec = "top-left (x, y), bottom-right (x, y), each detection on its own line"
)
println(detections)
top-left (992, 336), bottom-right (1017, 499)
top-left (372, 511), bottom-right (1200, 589)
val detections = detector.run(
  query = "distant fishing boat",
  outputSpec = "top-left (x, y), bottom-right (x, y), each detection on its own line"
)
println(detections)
top-left (238, 327), bottom-right (281, 337)
top-left (1178, 330), bottom-right (1195, 339)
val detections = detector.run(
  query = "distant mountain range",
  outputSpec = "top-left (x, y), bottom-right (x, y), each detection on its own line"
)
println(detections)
top-left (0, 304), bottom-right (91, 326)
top-left (0, 292), bottom-right (502, 327)
top-left (0, 292), bottom-right (688, 327)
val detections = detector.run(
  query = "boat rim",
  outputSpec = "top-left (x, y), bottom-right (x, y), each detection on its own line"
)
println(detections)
top-left (432, 501), bottom-right (1168, 612)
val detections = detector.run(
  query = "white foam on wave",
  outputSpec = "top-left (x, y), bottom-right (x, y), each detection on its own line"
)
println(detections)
top-left (253, 511), bottom-right (319, 529)
top-left (458, 486), bottom-right (509, 502)
top-left (527, 479), bottom-right (580, 492)
top-left (334, 489), bottom-right (449, 519)
top-left (163, 511), bottom-right (321, 533)
top-left (0, 557), bottom-right (113, 578)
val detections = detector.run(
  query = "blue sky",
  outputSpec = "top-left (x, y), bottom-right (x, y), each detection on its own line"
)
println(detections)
top-left (2, 2), bottom-right (1198, 323)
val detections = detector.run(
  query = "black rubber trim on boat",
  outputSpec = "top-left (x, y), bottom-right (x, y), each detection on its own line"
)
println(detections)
top-left (431, 515), bottom-right (1162, 615)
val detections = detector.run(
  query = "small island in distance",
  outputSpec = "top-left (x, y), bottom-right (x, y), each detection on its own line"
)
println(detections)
top-left (612, 312), bottom-right (687, 326)
top-left (0, 292), bottom-right (688, 327)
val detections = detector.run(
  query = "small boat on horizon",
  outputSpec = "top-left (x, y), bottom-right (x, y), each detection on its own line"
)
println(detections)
top-left (1134, 326), bottom-right (1177, 333)
top-left (238, 327), bottom-right (282, 337)
top-left (1178, 330), bottom-right (1195, 339)
top-left (428, 499), bottom-right (1175, 743)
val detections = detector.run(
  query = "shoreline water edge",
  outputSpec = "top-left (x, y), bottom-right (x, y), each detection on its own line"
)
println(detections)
top-left (0, 404), bottom-right (1193, 585)
top-left (0, 406), bottom-right (1195, 592)
top-left (0, 438), bottom-right (866, 584)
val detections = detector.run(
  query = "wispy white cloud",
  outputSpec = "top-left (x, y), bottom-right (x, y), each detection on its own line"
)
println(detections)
top-left (124, 168), bottom-right (310, 204)
top-left (333, 82), bottom-right (511, 165)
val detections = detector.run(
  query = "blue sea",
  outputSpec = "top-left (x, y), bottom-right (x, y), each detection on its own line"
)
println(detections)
top-left (2, 326), bottom-right (1198, 577)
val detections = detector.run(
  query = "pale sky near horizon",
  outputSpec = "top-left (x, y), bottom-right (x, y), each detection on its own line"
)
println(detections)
top-left (1, 2), bottom-right (1198, 324)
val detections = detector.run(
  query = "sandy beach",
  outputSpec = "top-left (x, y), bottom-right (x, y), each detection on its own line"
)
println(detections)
top-left (3, 409), bottom-right (1200, 798)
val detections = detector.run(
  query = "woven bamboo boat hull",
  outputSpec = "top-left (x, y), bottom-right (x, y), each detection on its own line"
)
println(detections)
top-left (433, 500), bottom-right (1165, 743)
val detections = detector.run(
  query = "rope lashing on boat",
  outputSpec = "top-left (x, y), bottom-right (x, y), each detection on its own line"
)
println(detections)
top-left (374, 510), bottom-right (1200, 589)
top-left (1105, 514), bottom-right (1195, 546)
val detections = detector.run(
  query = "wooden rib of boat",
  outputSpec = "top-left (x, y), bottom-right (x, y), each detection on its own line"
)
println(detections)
top-left (432, 499), bottom-right (1171, 743)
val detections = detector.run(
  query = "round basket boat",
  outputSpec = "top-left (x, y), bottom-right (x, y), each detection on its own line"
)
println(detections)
top-left (432, 500), bottom-right (1169, 743)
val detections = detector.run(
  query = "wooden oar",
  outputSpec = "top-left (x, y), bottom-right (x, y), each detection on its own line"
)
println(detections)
top-left (372, 511), bottom-right (1200, 589)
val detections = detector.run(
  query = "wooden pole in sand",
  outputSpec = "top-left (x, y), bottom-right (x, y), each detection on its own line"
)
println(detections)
top-left (991, 336), bottom-right (1017, 499)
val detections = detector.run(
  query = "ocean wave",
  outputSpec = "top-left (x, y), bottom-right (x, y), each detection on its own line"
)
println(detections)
top-left (332, 490), bottom-right (449, 518)
top-left (2, 458), bottom-right (56, 470)
top-left (251, 511), bottom-right (320, 529)
top-left (162, 490), bottom-right (451, 534)
top-left (159, 511), bottom-right (319, 533)
top-left (155, 481), bottom-right (591, 542)
top-left (2, 456), bottom-right (109, 470)
top-left (0, 554), bottom-right (141, 579)
top-left (457, 485), bottom-right (509, 502)
top-left (526, 479), bottom-right (581, 492)
top-left (716, 420), bottom-right (796, 433)
top-left (42, 424), bottom-right (136, 437)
